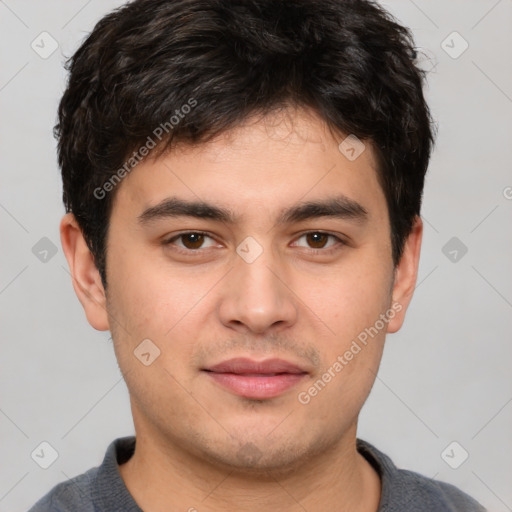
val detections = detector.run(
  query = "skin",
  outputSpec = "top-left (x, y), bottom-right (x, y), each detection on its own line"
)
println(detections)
top-left (61, 106), bottom-right (422, 512)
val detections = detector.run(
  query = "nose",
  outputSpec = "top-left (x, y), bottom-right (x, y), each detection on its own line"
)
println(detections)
top-left (217, 249), bottom-right (298, 335)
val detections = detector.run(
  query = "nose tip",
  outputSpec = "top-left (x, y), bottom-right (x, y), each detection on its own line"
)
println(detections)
top-left (218, 257), bottom-right (298, 335)
top-left (230, 306), bottom-right (289, 334)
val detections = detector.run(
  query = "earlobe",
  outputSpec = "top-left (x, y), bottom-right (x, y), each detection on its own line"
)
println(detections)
top-left (386, 216), bottom-right (423, 334)
top-left (60, 213), bottom-right (110, 331)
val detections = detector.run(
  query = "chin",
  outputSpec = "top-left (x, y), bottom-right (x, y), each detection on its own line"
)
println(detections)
top-left (189, 426), bottom-right (334, 476)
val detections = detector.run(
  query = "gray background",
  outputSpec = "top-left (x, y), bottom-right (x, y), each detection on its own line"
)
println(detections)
top-left (1, 1), bottom-right (511, 510)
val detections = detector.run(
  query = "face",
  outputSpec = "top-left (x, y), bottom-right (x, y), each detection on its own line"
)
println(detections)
top-left (65, 107), bottom-right (420, 474)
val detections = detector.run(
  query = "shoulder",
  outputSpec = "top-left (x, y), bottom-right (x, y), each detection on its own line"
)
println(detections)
top-left (27, 468), bottom-right (97, 512)
top-left (389, 466), bottom-right (487, 511)
top-left (27, 437), bottom-right (136, 512)
top-left (357, 439), bottom-right (487, 512)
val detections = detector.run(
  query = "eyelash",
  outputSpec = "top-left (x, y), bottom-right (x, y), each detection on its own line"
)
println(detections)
top-left (163, 231), bottom-right (346, 256)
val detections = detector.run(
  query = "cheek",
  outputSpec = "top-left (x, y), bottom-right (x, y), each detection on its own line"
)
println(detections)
top-left (301, 259), bottom-right (392, 342)
top-left (107, 246), bottom-right (197, 336)
top-left (295, 256), bottom-right (391, 410)
top-left (106, 261), bottom-right (205, 418)
top-left (106, 251), bottom-right (222, 381)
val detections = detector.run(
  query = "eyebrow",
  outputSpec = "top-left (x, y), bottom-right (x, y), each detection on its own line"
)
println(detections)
top-left (137, 195), bottom-right (368, 226)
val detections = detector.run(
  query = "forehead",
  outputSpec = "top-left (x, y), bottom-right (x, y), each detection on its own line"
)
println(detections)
top-left (112, 107), bottom-right (384, 222)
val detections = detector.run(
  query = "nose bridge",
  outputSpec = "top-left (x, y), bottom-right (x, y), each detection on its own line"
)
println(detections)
top-left (218, 239), bottom-right (298, 333)
top-left (237, 251), bottom-right (280, 302)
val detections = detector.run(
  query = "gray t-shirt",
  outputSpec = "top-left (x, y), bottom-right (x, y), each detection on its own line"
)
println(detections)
top-left (28, 437), bottom-right (486, 511)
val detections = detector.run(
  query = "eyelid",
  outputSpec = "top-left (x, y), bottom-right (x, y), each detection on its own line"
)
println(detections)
top-left (164, 231), bottom-right (220, 252)
top-left (163, 230), bottom-right (346, 255)
top-left (290, 231), bottom-right (346, 253)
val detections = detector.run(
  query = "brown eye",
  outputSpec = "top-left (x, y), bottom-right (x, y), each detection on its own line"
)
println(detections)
top-left (165, 232), bottom-right (217, 251)
top-left (292, 232), bottom-right (344, 252)
top-left (180, 233), bottom-right (205, 249)
top-left (305, 232), bottom-right (329, 249)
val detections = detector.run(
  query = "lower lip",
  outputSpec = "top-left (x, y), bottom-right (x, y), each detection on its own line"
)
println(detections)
top-left (205, 372), bottom-right (307, 399)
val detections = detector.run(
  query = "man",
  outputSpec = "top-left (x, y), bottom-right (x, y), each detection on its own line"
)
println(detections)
top-left (29, 0), bottom-right (486, 510)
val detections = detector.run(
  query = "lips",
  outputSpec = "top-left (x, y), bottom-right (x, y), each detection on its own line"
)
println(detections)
top-left (203, 357), bottom-right (308, 399)
top-left (207, 357), bottom-right (306, 375)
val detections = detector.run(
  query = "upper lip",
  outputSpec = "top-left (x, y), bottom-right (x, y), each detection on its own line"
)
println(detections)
top-left (204, 357), bottom-right (307, 375)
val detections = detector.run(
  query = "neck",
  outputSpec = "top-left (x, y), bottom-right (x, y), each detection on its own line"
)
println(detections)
top-left (119, 423), bottom-right (381, 512)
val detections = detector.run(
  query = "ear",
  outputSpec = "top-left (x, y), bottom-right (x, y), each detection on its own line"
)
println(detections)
top-left (60, 213), bottom-right (110, 331)
top-left (386, 216), bottom-right (423, 333)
